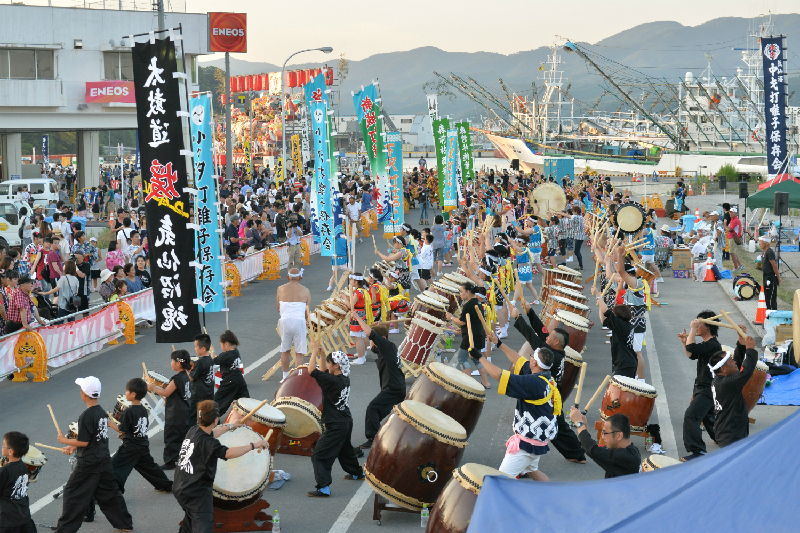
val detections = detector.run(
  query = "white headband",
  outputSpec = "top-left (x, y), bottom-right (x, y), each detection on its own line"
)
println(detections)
top-left (349, 274), bottom-right (364, 281)
top-left (476, 292), bottom-right (486, 299)
top-left (533, 348), bottom-right (552, 370)
top-left (288, 268), bottom-right (304, 279)
top-left (479, 267), bottom-right (492, 277)
top-left (514, 237), bottom-right (525, 243)
top-left (708, 352), bottom-right (731, 377)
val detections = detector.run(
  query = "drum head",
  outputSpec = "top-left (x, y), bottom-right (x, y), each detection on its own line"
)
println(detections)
top-left (551, 296), bottom-right (589, 311)
top-left (564, 346), bottom-right (583, 365)
top-left (327, 304), bottom-right (347, 316)
top-left (234, 398), bottom-right (287, 426)
top-left (556, 280), bottom-right (583, 291)
top-left (214, 427), bottom-right (271, 501)
top-left (394, 400), bottom-right (468, 447)
top-left (425, 362), bottom-right (486, 401)
top-left (530, 182), bottom-right (567, 214)
top-left (611, 375), bottom-right (657, 397)
top-left (554, 310), bottom-right (590, 329)
top-left (557, 265), bottom-right (581, 277)
top-left (454, 463), bottom-right (513, 495)
top-left (552, 287), bottom-right (587, 301)
top-left (148, 371), bottom-right (170, 384)
top-left (615, 203), bottom-right (646, 234)
top-left (317, 309), bottom-right (336, 321)
top-left (271, 398), bottom-right (322, 438)
top-left (23, 446), bottom-right (46, 466)
top-left (433, 280), bottom-right (459, 294)
top-left (414, 312), bottom-right (446, 329)
top-left (642, 455), bottom-right (681, 472)
top-left (444, 273), bottom-right (470, 285)
top-left (739, 285), bottom-right (754, 299)
top-left (411, 317), bottom-right (445, 335)
top-left (421, 291), bottom-right (449, 305)
top-left (755, 360), bottom-right (768, 373)
top-left (416, 293), bottom-right (446, 311)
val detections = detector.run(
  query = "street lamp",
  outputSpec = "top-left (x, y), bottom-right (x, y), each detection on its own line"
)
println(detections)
top-left (281, 47), bottom-right (333, 182)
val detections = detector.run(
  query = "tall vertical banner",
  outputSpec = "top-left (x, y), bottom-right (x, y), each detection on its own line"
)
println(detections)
top-left (353, 84), bottom-right (391, 224)
top-left (189, 93), bottom-right (224, 313)
top-left (327, 107), bottom-right (343, 238)
top-left (433, 117), bottom-right (449, 202)
top-left (134, 135), bottom-right (141, 171)
top-left (426, 94), bottom-right (439, 127)
top-left (41, 135), bottom-right (50, 171)
top-left (131, 36), bottom-right (200, 343)
top-left (443, 129), bottom-right (458, 211)
top-left (456, 122), bottom-right (475, 182)
top-left (244, 140), bottom-right (251, 177)
top-left (299, 104), bottom-right (311, 169)
top-left (305, 73), bottom-right (334, 255)
top-left (384, 131), bottom-right (404, 236)
top-left (291, 134), bottom-right (301, 175)
top-left (761, 36), bottom-right (788, 179)
top-left (275, 157), bottom-right (284, 186)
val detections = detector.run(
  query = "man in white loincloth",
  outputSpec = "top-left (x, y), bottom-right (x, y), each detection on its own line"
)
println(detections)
top-left (276, 268), bottom-right (311, 382)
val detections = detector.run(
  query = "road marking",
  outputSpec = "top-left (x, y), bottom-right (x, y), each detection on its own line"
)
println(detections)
top-left (643, 311), bottom-right (678, 455)
top-left (327, 483), bottom-right (373, 533)
top-left (31, 345), bottom-right (281, 516)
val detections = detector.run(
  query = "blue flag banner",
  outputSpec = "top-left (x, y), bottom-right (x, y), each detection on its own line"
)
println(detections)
top-left (384, 131), bottom-right (404, 236)
top-left (135, 135), bottom-right (141, 171)
top-left (41, 135), bottom-right (50, 171)
top-left (443, 129), bottom-right (458, 212)
top-left (305, 73), bottom-right (335, 256)
top-left (761, 36), bottom-right (788, 179)
top-left (189, 93), bottom-right (224, 313)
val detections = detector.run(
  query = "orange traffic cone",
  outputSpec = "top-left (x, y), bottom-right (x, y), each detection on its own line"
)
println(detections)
top-left (687, 184), bottom-right (694, 196)
top-left (703, 255), bottom-right (716, 282)
top-left (754, 287), bottom-right (767, 325)
top-left (694, 207), bottom-right (701, 224)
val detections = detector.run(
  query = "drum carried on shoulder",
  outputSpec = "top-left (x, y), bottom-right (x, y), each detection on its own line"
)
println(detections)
top-left (108, 395), bottom-right (153, 422)
top-left (1, 446), bottom-right (48, 483)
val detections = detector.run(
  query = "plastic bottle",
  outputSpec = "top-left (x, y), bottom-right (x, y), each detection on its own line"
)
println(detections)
top-left (645, 435), bottom-right (654, 449)
top-left (272, 510), bottom-right (280, 533)
top-left (421, 504), bottom-right (429, 528)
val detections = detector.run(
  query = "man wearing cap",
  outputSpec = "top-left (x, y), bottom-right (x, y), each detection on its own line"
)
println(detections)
top-left (759, 235), bottom-right (780, 311)
top-left (55, 376), bottom-right (133, 531)
top-left (276, 268), bottom-right (310, 382)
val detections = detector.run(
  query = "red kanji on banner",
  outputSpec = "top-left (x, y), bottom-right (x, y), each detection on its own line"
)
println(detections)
top-left (312, 88), bottom-right (323, 102)
top-left (360, 96), bottom-right (373, 114)
top-left (146, 159), bottom-right (180, 202)
top-left (365, 110), bottom-right (376, 128)
top-left (368, 130), bottom-right (378, 156)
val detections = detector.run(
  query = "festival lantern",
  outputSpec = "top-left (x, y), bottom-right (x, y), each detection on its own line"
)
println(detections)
top-left (324, 68), bottom-right (333, 86)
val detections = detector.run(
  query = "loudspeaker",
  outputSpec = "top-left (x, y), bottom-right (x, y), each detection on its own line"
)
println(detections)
top-left (739, 182), bottom-right (749, 199)
top-left (511, 159), bottom-right (519, 170)
top-left (774, 191), bottom-right (790, 216)
top-left (718, 175), bottom-right (727, 190)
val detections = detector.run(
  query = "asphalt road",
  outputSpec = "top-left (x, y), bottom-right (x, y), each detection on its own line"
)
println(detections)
top-left (4, 206), bottom-right (795, 533)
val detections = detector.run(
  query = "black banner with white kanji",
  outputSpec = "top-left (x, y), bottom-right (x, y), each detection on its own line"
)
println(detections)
top-left (761, 36), bottom-right (788, 180)
top-left (132, 37), bottom-right (200, 343)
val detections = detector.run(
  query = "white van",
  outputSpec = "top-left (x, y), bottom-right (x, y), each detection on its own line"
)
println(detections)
top-left (0, 200), bottom-right (27, 250)
top-left (0, 179), bottom-right (59, 205)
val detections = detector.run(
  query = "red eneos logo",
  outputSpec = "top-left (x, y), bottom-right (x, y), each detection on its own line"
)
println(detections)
top-left (208, 12), bottom-right (247, 53)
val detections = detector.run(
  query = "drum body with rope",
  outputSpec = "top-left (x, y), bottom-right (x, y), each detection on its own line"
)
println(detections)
top-left (143, 370), bottom-right (170, 390)
top-left (323, 303), bottom-right (349, 322)
top-left (635, 264), bottom-right (657, 285)
top-left (411, 293), bottom-right (448, 322)
top-left (425, 464), bottom-right (513, 533)
top-left (430, 281), bottom-right (460, 314)
top-left (641, 454), bottom-right (681, 472)
top-left (614, 203), bottom-right (647, 235)
top-left (212, 426), bottom-right (272, 511)
top-left (406, 362), bottom-right (486, 437)
top-left (743, 360), bottom-right (768, 413)
top-left (541, 268), bottom-right (579, 302)
top-left (600, 375), bottom-right (657, 432)
top-left (271, 365), bottom-right (323, 439)
top-left (549, 296), bottom-right (590, 320)
top-left (9, 446), bottom-right (47, 483)
top-left (364, 400), bottom-right (468, 511)
top-left (399, 317), bottom-right (445, 367)
top-left (225, 398), bottom-right (287, 454)
top-left (546, 310), bottom-right (592, 353)
top-left (309, 314), bottom-right (328, 335)
top-left (109, 395), bottom-right (152, 422)
top-left (558, 347), bottom-right (583, 400)
top-left (556, 265), bottom-right (583, 284)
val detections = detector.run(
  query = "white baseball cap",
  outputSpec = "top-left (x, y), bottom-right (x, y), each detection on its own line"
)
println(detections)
top-left (75, 376), bottom-right (101, 398)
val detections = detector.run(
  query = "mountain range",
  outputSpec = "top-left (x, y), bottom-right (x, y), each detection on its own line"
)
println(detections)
top-left (200, 14), bottom-right (800, 119)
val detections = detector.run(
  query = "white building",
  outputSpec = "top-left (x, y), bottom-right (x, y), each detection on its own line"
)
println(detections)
top-left (0, 4), bottom-right (208, 187)
top-left (334, 114), bottom-right (434, 150)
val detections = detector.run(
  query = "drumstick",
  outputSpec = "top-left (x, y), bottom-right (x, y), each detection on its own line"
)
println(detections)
top-left (582, 375), bottom-right (611, 415)
top-left (717, 310), bottom-right (747, 339)
top-left (203, 327), bottom-right (208, 334)
top-left (258, 429), bottom-right (273, 453)
top-left (35, 442), bottom-right (67, 452)
top-left (698, 318), bottom-right (740, 332)
top-left (466, 314), bottom-right (475, 350)
top-left (374, 318), bottom-right (412, 325)
top-left (573, 362), bottom-right (588, 407)
top-left (142, 362), bottom-right (148, 377)
top-left (171, 344), bottom-right (175, 352)
top-left (371, 234), bottom-right (376, 251)
top-left (47, 405), bottom-right (61, 435)
top-left (239, 398), bottom-right (272, 425)
top-left (474, 307), bottom-right (492, 334)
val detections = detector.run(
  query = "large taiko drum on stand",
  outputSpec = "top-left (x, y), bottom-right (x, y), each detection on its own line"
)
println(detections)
top-left (271, 364), bottom-right (323, 438)
top-left (364, 400), bottom-right (468, 512)
top-left (549, 296), bottom-right (590, 320)
top-left (641, 455), bottom-right (681, 472)
top-left (225, 398), bottom-right (287, 454)
top-left (614, 202), bottom-right (647, 235)
top-left (213, 427), bottom-right (272, 511)
top-left (743, 360), bottom-right (768, 413)
top-left (600, 375), bottom-right (657, 432)
top-left (551, 285), bottom-right (588, 302)
top-left (558, 347), bottom-right (583, 400)
top-left (443, 272), bottom-right (470, 287)
top-left (411, 293), bottom-right (448, 322)
top-left (557, 265), bottom-right (583, 284)
top-left (555, 279), bottom-right (584, 293)
top-left (424, 464), bottom-right (513, 533)
top-left (399, 317), bottom-right (446, 367)
top-left (546, 310), bottom-right (592, 353)
top-left (430, 281), bottom-right (460, 313)
top-left (406, 362), bottom-right (486, 437)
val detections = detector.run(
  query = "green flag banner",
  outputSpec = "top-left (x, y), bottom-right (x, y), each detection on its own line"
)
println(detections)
top-left (456, 122), bottom-right (474, 181)
top-left (433, 117), bottom-right (449, 202)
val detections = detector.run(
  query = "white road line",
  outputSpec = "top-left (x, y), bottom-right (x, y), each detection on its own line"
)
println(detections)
top-left (327, 483), bottom-right (373, 533)
top-left (643, 311), bottom-right (678, 455)
top-left (31, 345), bottom-right (282, 516)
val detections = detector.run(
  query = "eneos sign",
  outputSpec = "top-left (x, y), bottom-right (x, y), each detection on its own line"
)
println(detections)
top-left (85, 81), bottom-right (135, 103)
top-left (208, 12), bottom-right (247, 53)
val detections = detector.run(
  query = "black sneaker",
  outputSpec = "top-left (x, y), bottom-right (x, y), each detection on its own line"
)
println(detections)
top-left (680, 452), bottom-right (705, 462)
top-left (343, 473), bottom-right (366, 480)
top-left (160, 462), bottom-right (176, 470)
top-left (84, 509), bottom-right (95, 523)
top-left (353, 446), bottom-right (364, 458)
top-left (307, 490), bottom-right (330, 497)
top-left (358, 440), bottom-right (373, 449)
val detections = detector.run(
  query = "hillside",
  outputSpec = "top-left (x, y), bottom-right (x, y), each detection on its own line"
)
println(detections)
top-left (200, 15), bottom-right (800, 119)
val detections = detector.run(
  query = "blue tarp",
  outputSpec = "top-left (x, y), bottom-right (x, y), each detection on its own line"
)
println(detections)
top-left (468, 409), bottom-right (800, 533)
top-left (762, 368), bottom-right (800, 405)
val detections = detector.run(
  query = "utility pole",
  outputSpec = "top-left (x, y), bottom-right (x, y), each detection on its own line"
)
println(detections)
top-left (156, 0), bottom-right (165, 31)
top-left (225, 53), bottom-right (232, 185)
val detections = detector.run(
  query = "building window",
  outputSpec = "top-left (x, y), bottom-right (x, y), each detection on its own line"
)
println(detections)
top-left (104, 52), bottom-right (133, 81)
top-left (401, 118), bottom-right (413, 124)
top-left (0, 49), bottom-right (54, 80)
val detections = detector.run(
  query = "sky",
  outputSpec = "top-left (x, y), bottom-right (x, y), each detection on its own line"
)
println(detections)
top-left (190, 0), bottom-right (798, 65)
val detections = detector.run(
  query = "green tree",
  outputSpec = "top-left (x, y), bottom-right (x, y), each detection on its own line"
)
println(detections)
top-left (199, 65), bottom-right (225, 109)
